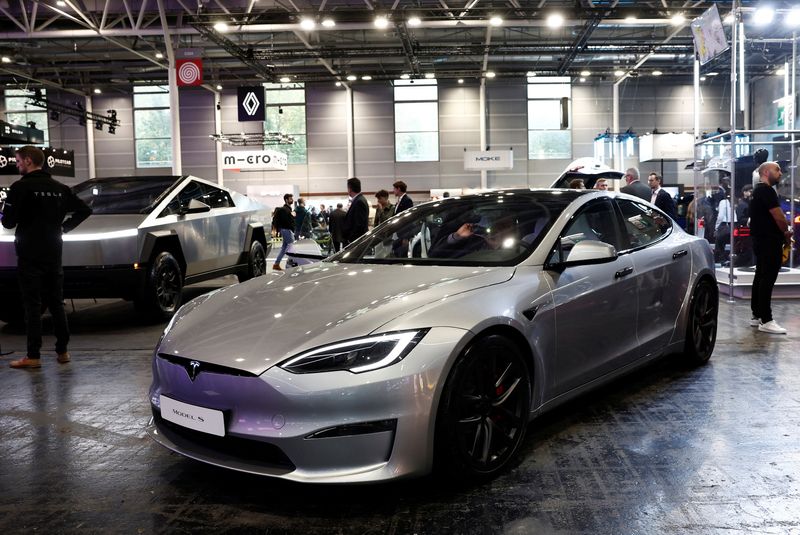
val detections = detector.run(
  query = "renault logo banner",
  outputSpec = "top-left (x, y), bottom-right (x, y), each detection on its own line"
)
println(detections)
top-left (237, 86), bottom-right (265, 122)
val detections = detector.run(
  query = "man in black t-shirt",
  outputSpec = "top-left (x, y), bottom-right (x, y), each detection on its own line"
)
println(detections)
top-left (749, 161), bottom-right (793, 334)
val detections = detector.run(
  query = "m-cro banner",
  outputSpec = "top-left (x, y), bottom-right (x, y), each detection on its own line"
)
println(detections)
top-left (222, 149), bottom-right (288, 171)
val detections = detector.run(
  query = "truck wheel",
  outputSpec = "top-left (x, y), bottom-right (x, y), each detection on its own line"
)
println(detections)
top-left (135, 251), bottom-right (183, 321)
top-left (237, 240), bottom-right (267, 283)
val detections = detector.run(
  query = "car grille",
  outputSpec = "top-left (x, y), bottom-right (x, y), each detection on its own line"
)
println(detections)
top-left (153, 410), bottom-right (295, 473)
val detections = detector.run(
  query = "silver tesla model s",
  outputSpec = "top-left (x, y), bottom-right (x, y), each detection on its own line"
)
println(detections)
top-left (147, 189), bottom-right (717, 483)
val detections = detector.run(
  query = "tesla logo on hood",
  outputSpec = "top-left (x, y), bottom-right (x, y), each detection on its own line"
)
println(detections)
top-left (186, 360), bottom-right (201, 382)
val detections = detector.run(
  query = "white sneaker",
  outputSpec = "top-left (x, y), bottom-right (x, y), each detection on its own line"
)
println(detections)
top-left (758, 320), bottom-right (788, 334)
top-left (750, 317), bottom-right (761, 327)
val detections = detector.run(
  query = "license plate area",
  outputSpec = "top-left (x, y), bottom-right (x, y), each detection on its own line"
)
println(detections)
top-left (160, 395), bottom-right (226, 437)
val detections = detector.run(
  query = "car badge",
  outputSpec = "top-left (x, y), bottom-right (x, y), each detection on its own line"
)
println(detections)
top-left (186, 360), bottom-right (201, 382)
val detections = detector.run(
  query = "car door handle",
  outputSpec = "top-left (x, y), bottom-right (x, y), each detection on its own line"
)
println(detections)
top-left (672, 249), bottom-right (688, 260)
top-left (615, 266), bottom-right (634, 278)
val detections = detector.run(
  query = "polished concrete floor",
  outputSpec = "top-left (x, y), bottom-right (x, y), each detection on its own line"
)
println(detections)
top-left (1, 279), bottom-right (799, 534)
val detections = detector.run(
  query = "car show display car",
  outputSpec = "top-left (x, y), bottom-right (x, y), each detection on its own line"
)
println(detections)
top-left (147, 188), bottom-right (718, 483)
top-left (0, 175), bottom-right (270, 323)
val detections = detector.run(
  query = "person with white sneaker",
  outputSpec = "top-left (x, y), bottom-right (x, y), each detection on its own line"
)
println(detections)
top-left (749, 161), bottom-right (792, 335)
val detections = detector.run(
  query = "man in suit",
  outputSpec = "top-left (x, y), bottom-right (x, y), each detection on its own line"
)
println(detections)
top-left (620, 167), bottom-right (651, 200)
top-left (393, 180), bottom-right (413, 214)
top-left (344, 177), bottom-right (369, 245)
top-left (647, 172), bottom-right (676, 219)
top-left (328, 203), bottom-right (347, 253)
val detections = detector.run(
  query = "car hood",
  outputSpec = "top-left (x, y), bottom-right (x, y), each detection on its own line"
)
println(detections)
top-left (158, 262), bottom-right (515, 375)
top-left (63, 214), bottom-right (146, 239)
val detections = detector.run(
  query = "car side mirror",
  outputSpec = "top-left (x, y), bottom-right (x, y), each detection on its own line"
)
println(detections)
top-left (563, 240), bottom-right (617, 266)
top-left (179, 199), bottom-right (211, 216)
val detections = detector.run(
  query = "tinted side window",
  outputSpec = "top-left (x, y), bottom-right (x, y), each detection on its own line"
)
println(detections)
top-left (201, 184), bottom-right (234, 209)
top-left (549, 199), bottom-right (620, 263)
top-left (159, 181), bottom-right (207, 217)
top-left (616, 199), bottom-right (672, 249)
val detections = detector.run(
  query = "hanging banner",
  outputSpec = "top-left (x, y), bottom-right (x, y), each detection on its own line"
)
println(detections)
top-left (176, 58), bottom-right (203, 86)
top-left (222, 149), bottom-right (288, 171)
top-left (690, 4), bottom-right (729, 65)
top-left (0, 146), bottom-right (75, 177)
top-left (464, 150), bottom-right (514, 171)
top-left (237, 86), bottom-right (266, 122)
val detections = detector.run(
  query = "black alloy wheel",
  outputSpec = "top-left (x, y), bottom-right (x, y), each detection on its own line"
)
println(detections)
top-left (684, 278), bottom-right (718, 365)
top-left (238, 240), bottom-right (266, 282)
top-left (136, 251), bottom-right (183, 321)
top-left (436, 334), bottom-right (531, 479)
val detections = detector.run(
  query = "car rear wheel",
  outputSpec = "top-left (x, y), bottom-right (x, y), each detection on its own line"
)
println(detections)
top-left (435, 334), bottom-right (531, 480)
top-left (683, 278), bottom-right (717, 366)
top-left (237, 240), bottom-right (267, 283)
top-left (135, 251), bottom-right (183, 321)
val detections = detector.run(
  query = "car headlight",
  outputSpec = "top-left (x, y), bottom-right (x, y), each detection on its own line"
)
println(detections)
top-left (279, 330), bottom-right (429, 374)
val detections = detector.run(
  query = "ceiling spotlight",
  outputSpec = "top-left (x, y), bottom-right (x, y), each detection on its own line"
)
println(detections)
top-left (580, 70), bottom-right (590, 77)
top-left (93, 88), bottom-right (102, 94)
top-left (753, 7), bottom-right (774, 26)
top-left (361, 75), bottom-right (372, 80)
top-left (1, 56), bottom-right (11, 64)
top-left (485, 71), bottom-right (496, 78)
top-left (213, 22), bottom-right (230, 32)
top-left (95, 121), bottom-right (103, 131)
top-left (547, 13), bottom-right (565, 28)
top-left (670, 13), bottom-right (685, 26)
top-left (346, 74), bottom-right (357, 81)
top-left (776, 68), bottom-right (786, 75)
top-left (108, 125), bottom-right (116, 135)
top-left (321, 18), bottom-right (335, 28)
top-left (335, 81), bottom-right (342, 87)
top-left (400, 74), bottom-right (410, 80)
top-left (624, 15), bottom-right (637, 23)
top-left (56, 0), bottom-right (66, 5)
top-left (489, 16), bottom-right (503, 26)
top-left (424, 73), bottom-right (435, 79)
top-left (652, 70), bottom-right (663, 76)
top-left (458, 79), bottom-right (464, 84)
top-left (700, 76), bottom-right (706, 81)
top-left (707, 72), bottom-right (719, 76)
top-left (50, 110), bottom-right (60, 121)
top-left (216, 84), bottom-right (223, 90)
top-left (579, 77), bottom-right (586, 83)
top-left (155, 52), bottom-right (164, 59)
top-left (723, 12), bottom-right (734, 24)
top-left (300, 17), bottom-right (316, 30)
top-left (280, 76), bottom-right (291, 83)
top-left (374, 15), bottom-right (389, 29)
top-left (787, 8), bottom-right (800, 27)
top-left (614, 70), bottom-right (625, 77)
top-left (526, 71), bottom-right (537, 77)
top-left (408, 16), bottom-right (421, 27)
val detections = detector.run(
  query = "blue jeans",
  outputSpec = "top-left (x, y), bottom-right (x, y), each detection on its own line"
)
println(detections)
top-left (275, 229), bottom-right (295, 264)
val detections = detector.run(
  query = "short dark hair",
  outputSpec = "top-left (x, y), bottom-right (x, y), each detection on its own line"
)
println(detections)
top-left (347, 177), bottom-right (362, 193)
top-left (283, 193), bottom-right (293, 203)
top-left (649, 172), bottom-right (662, 185)
top-left (375, 189), bottom-right (389, 200)
top-left (392, 180), bottom-right (407, 193)
top-left (741, 184), bottom-right (753, 193)
top-left (337, 203), bottom-right (343, 208)
top-left (15, 146), bottom-right (45, 167)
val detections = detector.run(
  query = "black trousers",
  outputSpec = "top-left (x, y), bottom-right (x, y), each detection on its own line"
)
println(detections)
top-left (17, 258), bottom-right (69, 359)
top-left (751, 237), bottom-right (783, 323)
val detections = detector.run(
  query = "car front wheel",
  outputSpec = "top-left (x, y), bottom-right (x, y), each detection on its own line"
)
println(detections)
top-left (435, 334), bottom-right (531, 480)
top-left (135, 251), bottom-right (183, 321)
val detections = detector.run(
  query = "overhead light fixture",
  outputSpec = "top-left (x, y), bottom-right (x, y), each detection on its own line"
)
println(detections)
top-left (280, 76), bottom-right (291, 83)
top-left (361, 75), bottom-right (372, 80)
top-left (374, 15), bottom-right (389, 29)
top-left (335, 81), bottom-right (342, 87)
top-left (707, 72), bottom-right (719, 77)
top-left (213, 22), bottom-right (230, 32)
top-left (670, 13), bottom-right (685, 26)
top-left (400, 73), bottom-right (410, 80)
top-left (408, 16), bottom-right (421, 27)
top-left (652, 70), bottom-right (663, 76)
top-left (56, 0), bottom-right (66, 6)
top-left (526, 71), bottom-right (536, 77)
top-left (321, 18), bottom-right (335, 28)
top-left (489, 16), bottom-right (503, 27)
top-left (723, 12), bottom-right (734, 24)
top-left (579, 77), bottom-right (586, 83)
top-left (458, 79), bottom-right (464, 84)
top-left (50, 110), bottom-right (60, 121)
top-left (753, 7), bottom-right (774, 26)
top-left (95, 121), bottom-right (103, 131)
top-left (700, 76), bottom-right (707, 81)
top-left (776, 67), bottom-right (786, 75)
top-left (155, 52), bottom-right (164, 59)
top-left (580, 70), bottom-right (590, 76)
top-left (485, 71), bottom-right (496, 79)
top-left (424, 73), bottom-right (435, 79)
top-left (614, 70), bottom-right (625, 77)
top-left (300, 17), bottom-right (316, 30)
top-left (625, 15), bottom-right (637, 23)
top-left (547, 13), bottom-right (565, 28)
top-left (93, 88), bottom-right (101, 94)
top-left (216, 84), bottom-right (223, 90)
top-left (1, 56), bottom-right (11, 64)
top-left (787, 8), bottom-right (800, 27)
top-left (108, 125), bottom-right (116, 135)
top-left (346, 74), bottom-right (357, 81)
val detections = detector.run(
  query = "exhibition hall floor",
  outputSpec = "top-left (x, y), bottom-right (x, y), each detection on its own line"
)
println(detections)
top-left (1, 278), bottom-right (799, 534)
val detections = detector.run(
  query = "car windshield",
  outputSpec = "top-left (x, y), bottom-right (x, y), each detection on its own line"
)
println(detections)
top-left (328, 191), bottom-right (576, 266)
top-left (73, 176), bottom-right (177, 214)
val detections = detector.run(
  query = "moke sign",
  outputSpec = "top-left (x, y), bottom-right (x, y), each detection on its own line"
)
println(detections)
top-left (222, 149), bottom-right (288, 171)
top-left (464, 149), bottom-right (514, 171)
